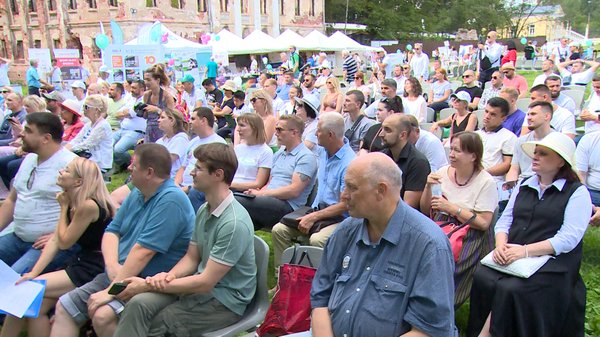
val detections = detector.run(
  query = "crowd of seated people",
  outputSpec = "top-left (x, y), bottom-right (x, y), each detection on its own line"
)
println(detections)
top-left (0, 45), bottom-right (597, 337)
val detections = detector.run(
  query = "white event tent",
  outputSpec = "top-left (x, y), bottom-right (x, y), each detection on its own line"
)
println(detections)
top-left (327, 31), bottom-right (375, 51)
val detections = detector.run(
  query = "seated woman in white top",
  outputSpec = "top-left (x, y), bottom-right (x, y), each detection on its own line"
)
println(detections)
top-left (281, 85), bottom-right (302, 116)
top-left (66, 94), bottom-right (113, 172)
top-left (155, 109), bottom-right (189, 178)
top-left (231, 113), bottom-right (273, 191)
top-left (294, 94), bottom-right (320, 153)
top-left (402, 76), bottom-right (428, 123)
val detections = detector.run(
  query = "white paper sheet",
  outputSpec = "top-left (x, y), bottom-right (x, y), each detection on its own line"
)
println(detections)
top-left (0, 260), bottom-right (45, 318)
top-left (282, 331), bottom-right (312, 337)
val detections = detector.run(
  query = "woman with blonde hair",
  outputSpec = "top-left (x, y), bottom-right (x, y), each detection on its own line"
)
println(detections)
top-left (231, 113), bottom-right (273, 191)
top-left (0, 158), bottom-right (115, 337)
top-left (249, 89), bottom-right (277, 147)
top-left (66, 94), bottom-right (113, 172)
top-left (320, 76), bottom-right (343, 113)
top-left (23, 95), bottom-right (47, 113)
top-left (142, 63), bottom-right (175, 142)
top-left (156, 108), bottom-right (189, 178)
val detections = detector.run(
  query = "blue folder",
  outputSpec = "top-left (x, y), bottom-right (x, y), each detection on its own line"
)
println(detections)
top-left (0, 279), bottom-right (46, 318)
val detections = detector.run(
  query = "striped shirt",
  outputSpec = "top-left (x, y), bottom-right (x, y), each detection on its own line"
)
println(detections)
top-left (343, 55), bottom-right (358, 80)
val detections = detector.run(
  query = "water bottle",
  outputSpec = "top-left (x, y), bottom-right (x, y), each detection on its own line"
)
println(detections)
top-left (431, 183), bottom-right (442, 197)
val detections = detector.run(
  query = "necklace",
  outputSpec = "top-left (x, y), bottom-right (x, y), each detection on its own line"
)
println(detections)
top-left (454, 169), bottom-right (476, 187)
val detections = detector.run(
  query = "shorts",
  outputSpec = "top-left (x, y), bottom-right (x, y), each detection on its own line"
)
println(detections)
top-left (58, 272), bottom-right (125, 325)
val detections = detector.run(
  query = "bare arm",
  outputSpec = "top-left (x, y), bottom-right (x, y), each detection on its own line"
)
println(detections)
top-left (312, 307), bottom-right (334, 337)
top-left (0, 187), bottom-right (16, 232)
top-left (156, 258), bottom-right (231, 294)
top-left (253, 172), bottom-right (311, 200)
top-left (434, 89), bottom-right (452, 103)
top-left (469, 97), bottom-right (480, 111)
top-left (400, 328), bottom-right (431, 337)
top-left (486, 155), bottom-right (512, 177)
top-left (505, 163), bottom-right (520, 183)
top-left (403, 191), bottom-right (423, 210)
top-left (334, 94), bottom-right (344, 113)
top-left (464, 113), bottom-right (478, 132)
top-left (231, 167), bottom-right (271, 191)
top-left (55, 198), bottom-right (99, 250)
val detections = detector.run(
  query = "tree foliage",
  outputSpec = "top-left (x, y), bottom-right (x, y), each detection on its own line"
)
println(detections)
top-left (325, 0), bottom-right (511, 40)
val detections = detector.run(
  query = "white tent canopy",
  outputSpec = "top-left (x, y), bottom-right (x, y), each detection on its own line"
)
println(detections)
top-left (275, 29), bottom-right (305, 49)
top-left (126, 21), bottom-right (210, 51)
top-left (327, 31), bottom-right (374, 51)
top-left (209, 29), bottom-right (245, 53)
top-left (237, 30), bottom-right (288, 54)
top-left (300, 30), bottom-right (334, 51)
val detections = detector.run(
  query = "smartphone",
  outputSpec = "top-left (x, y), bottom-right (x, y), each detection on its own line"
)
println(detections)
top-left (233, 191), bottom-right (256, 199)
top-left (108, 282), bottom-right (128, 295)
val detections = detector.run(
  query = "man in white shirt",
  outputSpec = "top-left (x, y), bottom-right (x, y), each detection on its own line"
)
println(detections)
top-left (113, 80), bottom-right (147, 170)
top-left (365, 78), bottom-right (398, 118)
top-left (557, 59), bottom-right (600, 86)
top-left (263, 78), bottom-right (285, 115)
top-left (70, 80), bottom-right (87, 113)
top-left (0, 112), bottom-right (77, 273)
top-left (477, 31), bottom-right (503, 85)
top-left (392, 65), bottom-right (407, 96)
top-left (550, 37), bottom-right (570, 63)
top-left (406, 115), bottom-right (448, 172)
top-left (532, 59), bottom-right (556, 87)
top-left (314, 65), bottom-right (333, 89)
top-left (476, 97), bottom-right (517, 183)
top-left (409, 43), bottom-right (430, 81)
top-left (507, 100), bottom-right (555, 184)
top-left (578, 74), bottom-right (600, 134)
top-left (523, 84), bottom-right (576, 139)
top-left (181, 74), bottom-right (207, 112)
top-left (174, 107), bottom-right (226, 211)
top-left (544, 75), bottom-right (577, 115)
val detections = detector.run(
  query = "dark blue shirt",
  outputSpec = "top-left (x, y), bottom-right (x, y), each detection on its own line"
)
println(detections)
top-left (311, 201), bottom-right (457, 337)
top-left (502, 108), bottom-right (526, 137)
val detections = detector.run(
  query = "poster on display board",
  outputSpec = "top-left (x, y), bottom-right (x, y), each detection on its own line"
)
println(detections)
top-left (27, 49), bottom-right (52, 82)
top-left (165, 47), bottom-right (211, 85)
top-left (54, 49), bottom-right (81, 85)
top-left (102, 44), bottom-right (164, 83)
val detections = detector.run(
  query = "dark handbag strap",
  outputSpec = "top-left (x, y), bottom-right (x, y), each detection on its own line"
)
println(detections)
top-left (442, 213), bottom-right (478, 237)
top-left (288, 245), bottom-right (315, 267)
top-left (344, 114), bottom-right (365, 140)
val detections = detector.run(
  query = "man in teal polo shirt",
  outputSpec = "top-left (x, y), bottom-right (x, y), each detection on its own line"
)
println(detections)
top-left (206, 57), bottom-right (218, 87)
top-left (113, 142), bottom-right (256, 337)
top-left (26, 59), bottom-right (51, 97)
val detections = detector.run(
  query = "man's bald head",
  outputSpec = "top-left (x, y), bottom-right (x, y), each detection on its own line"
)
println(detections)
top-left (351, 153), bottom-right (402, 192)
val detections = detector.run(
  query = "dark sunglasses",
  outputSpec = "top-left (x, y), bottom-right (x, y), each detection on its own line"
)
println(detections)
top-left (0, 90), bottom-right (9, 93)
top-left (250, 98), bottom-right (258, 103)
top-left (27, 167), bottom-right (37, 190)
top-left (462, 75), bottom-right (472, 78)
top-left (403, 67), bottom-right (410, 70)
top-left (491, 76), bottom-right (499, 79)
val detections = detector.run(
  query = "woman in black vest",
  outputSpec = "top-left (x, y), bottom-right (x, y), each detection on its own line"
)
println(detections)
top-left (467, 132), bottom-right (592, 337)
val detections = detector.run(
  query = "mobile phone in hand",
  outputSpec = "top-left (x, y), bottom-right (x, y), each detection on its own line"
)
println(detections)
top-left (108, 282), bottom-right (128, 295)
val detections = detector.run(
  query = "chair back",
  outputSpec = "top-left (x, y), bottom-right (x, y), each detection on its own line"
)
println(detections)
top-left (200, 236), bottom-right (270, 337)
top-left (281, 245), bottom-right (324, 269)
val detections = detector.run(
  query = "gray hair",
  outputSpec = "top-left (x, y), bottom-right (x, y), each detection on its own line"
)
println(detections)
top-left (318, 112), bottom-right (345, 140)
top-left (364, 153), bottom-right (403, 192)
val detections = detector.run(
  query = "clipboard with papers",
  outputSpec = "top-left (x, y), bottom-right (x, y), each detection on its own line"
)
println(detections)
top-left (0, 260), bottom-right (46, 318)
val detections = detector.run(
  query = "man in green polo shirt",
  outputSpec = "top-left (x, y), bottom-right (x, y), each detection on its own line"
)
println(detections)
top-left (113, 143), bottom-right (257, 337)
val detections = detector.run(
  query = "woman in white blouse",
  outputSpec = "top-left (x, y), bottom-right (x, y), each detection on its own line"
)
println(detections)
top-left (231, 113), bottom-right (272, 191)
top-left (402, 77), bottom-right (428, 123)
top-left (155, 109), bottom-right (189, 178)
top-left (66, 95), bottom-right (113, 172)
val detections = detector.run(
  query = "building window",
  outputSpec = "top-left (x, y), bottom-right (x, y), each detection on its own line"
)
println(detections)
top-left (48, 0), bottom-right (56, 11)
top-left (528, 24), bottom-right (535, 36)
top-left (88, 0), bottom-right (97, 9)
top-left (68, 0), bottom-right (77, 10)
top-left (146, 0), bottom-right (157, 7)
top-left (54, 39), bottom-right (61, 48)
top-left (109, 0), bottom-right (118, 6)
top-left (10, 0), bottom-right (19, 14)
top-left (295, 0), bottom-right (300, 16)
top-left (34, 40), bottom-right (42, 48)
top-left (197, 0), bottom-right (206, 11)
top-left (15, 41), bottom-right (24, 60)
top-left (280, 0), bottom-right (284, 15)
top-left (310, 0), bottom-right (314, 16)
top-left (220, 0), bottom-right (229, 12)
top-left (261, 0), bottom-right (266, 14)
top-left (29, 0), bottom-right (37, 12)
top-left (242, 0), bottom-right (248, 13)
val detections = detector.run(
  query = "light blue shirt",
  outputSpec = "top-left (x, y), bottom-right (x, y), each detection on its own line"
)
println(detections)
top-left (312, 140), bottom-right (355, 209)
top-left (105, 179), bottom-right (194, 278)
top-left (276, 83), bottom-right (292, 101)
top-left (495, 176), bottom-right (591, 255)
top-left (311, 201), bottom-right (457, 337)
top-left (0, 63), bottom-right (10, 87)
top-left (26, 66), bottom-right (41, 88)
top-left (268, 142), bottom-right (317, 210)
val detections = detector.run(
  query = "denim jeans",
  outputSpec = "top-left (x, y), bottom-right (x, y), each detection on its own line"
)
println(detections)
top-left (0, 232), bottom-right (81, 274)
top-left (113, 129), bottom-right (144, 167)
top-left (188, 187), bottom-right (206, 213)
top-left (589, 188), bottom-right (600, 207)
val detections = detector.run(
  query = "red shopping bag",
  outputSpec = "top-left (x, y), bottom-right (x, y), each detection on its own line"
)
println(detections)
top-left (434, 213), bottom-right (477, 262)
top-left (257, 253), bottom-right (316, 337)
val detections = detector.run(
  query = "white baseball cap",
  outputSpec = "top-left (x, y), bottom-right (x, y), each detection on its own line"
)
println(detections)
top-left (450, 91), bottom-right (472, 103)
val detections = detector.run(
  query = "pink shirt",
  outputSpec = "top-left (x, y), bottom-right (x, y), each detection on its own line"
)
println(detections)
top-left (503, 75), bottom-right (528, 96)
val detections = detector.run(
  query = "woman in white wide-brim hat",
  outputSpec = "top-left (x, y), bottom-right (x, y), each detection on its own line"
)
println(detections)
top-left (468, 131), bottom-right (592, 337)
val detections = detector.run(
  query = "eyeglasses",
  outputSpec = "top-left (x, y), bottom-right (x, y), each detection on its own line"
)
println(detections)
top-left (462, 75), bottom-right (472, 78)
top-left (487, 35), bottom-right (492, 38)
top-left (27, 167), bottom-right (36, 190)
top-left (403, 67), bottom-right (410, 70)
top-left (502, 71), bottom-right (510, 74)
top-left (354, 76), bottom-right (361, 79)
top-left (491, 76), bottom-right (499, 79)
top-left (0, 90), bottom-right (9, 93)
top-left (250, 98), bottom-right (260, 103)
top-left (83, 104), bottom-right (98, 110)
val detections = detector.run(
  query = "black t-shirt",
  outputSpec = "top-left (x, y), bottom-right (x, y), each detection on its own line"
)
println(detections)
top-left (360, 123), bottom-right (385, 153)
top-left (456, 86), bottom-right (483, 100)
top-left (382, 143), bottom-right (431, 198)
top-left (207, 88), bottom-right (224, 105)
top-left (221, 97), bottom-right (235, 110)
top-left (524, 46), bottom-right (535, 60)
